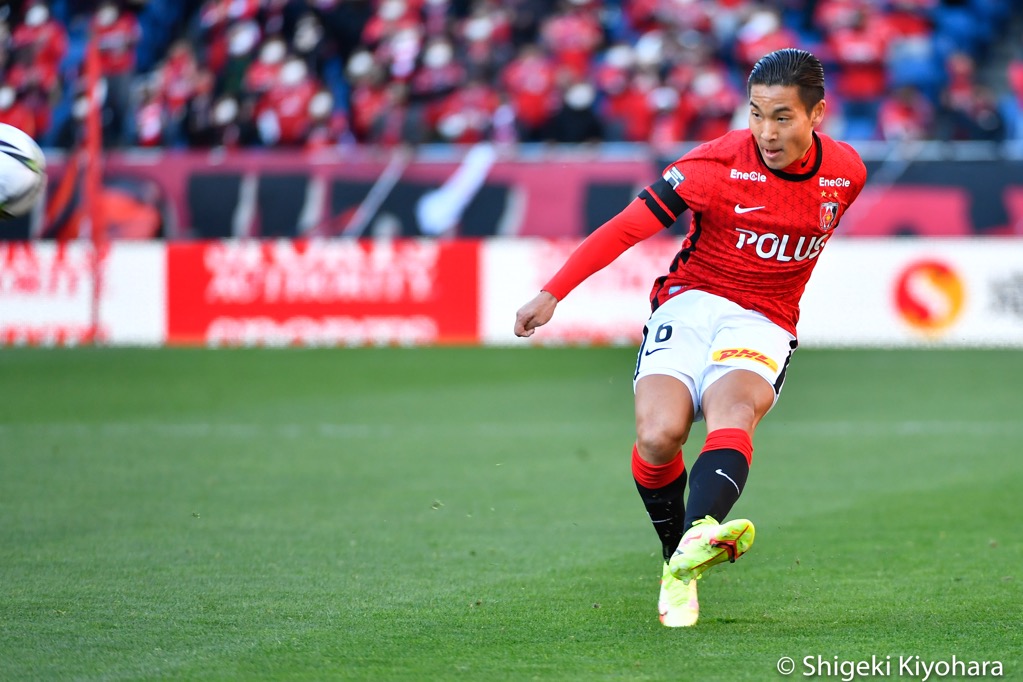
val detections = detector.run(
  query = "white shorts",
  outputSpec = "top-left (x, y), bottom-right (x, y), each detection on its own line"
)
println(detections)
top-left (633, 289), bottom-right (797, 421)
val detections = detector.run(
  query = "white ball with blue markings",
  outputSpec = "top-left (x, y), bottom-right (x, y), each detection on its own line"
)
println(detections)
top-left (0, 123), bottom-right (47, 219)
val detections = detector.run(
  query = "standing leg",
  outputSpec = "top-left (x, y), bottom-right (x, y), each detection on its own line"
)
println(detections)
top-left (633, 374), bottom-right (695, 561)
top-left (634, 373), bottom-right (700, 627)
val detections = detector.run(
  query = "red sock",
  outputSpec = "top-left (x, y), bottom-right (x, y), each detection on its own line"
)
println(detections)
top-left (632, 444), bottom-right (687, 562)
top-left (631, 444), bottom-right (684, 489)
top-left (702, 427), bottom-right (753, 466)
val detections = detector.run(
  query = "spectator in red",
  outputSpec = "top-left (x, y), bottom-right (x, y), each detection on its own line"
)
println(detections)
top-left (255, 56), bottom-right (319, 146)
top-left (10, 2), bottom-right (66, 79)
top-left (943, 51), bottom-right (977, 109)
top-left (9, 1), bottom-right (66, 137)
top-left (825, 4), bottom-right (891, 138)
top-left (409, 38), bottom-right (466, 141)
top-left (540, 1), bottom-right (604, 81)
top-left (457, 1), bottom-right (514, 80)
top-left (681, 67), bottom-right (742, 142)
top-left (937, 52), bottom-right (1005, 141)
top-left (198, 0), bottom-right (260, 75)
top-left (878, 85), bottom-right (934, 140)
top-left (347, 50), bottom-right (389, 142)
top-left (647, 85), bottom-right (689, 153)
top-left (375, 24), bottom-right (424, 83)
top-left (433, 76), bottom-right (501, 144)
top-left (813, 0), bottom-right (867, 35)
top-left (134, 82), bottom-right (166, 147)
top-left (598, 44), bottom-right (647, 142)
top-left (156, 39), bottom-right (200, 146)
top-left (305, 89), bottom-right (351, 150)
top-left (0, 86), bottom-right (37, 137)
top-left (734, 8), bottom-right (799, 74)
top-left (244, 37), bottom-right (287, 98)
top-left (361, 0), bottom-right (419, 50)
top-left (884, 0), bottom-right (935, 37)
top-left (622, 0), bottom-right (661, 36)
top-left (501, 43), bottom-right (558, 142)
top-left (92, 1), bottom-right (141, 145)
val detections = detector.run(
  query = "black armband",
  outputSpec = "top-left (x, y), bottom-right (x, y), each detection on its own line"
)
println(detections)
top-left (638, 177), bottom-right (689, 228)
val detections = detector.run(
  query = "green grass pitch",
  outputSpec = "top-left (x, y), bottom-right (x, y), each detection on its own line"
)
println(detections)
top-left (1, 347), bottom-right (1021, 681)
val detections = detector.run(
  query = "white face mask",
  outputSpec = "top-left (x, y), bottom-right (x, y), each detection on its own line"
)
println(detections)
top-left (260, 41), bottom-right (286, 65)
top-left (423, 43), bottom-right (452, 69)
top-left (463, 17), bottom-right (493, 42)
top-left (379, 0), bottom-right (406, 21)
top-left (308, 91), bottom-right (332, 118)
top-left (691, 72), bottom-right (722, 98)
top-left (97, 6), bottom-right (118, 27)
top-left (605, 45), bottom-right (634, 70)
top-left (279, 60), bottom-right (308, 86)
top-left (73, 97), bottom-right (89, 120)
top-left (213, 98), bottom-right (238, 126)
top-left (565, 83), bottom-right (595, 110)
top-left (228, 22), bottom-right (260, 57)
top-left (294, 17), bottom-right (322, 53)
top-left (649, 86), bottom-right (678, 111)
top-left (347, 51), bottom-right (373, 79)
top-left (26, 6), bottom-right (49, 27)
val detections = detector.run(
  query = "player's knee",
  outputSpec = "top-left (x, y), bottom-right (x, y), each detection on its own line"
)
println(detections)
top-left (704, 401), bottom-right (760, 432)
top-left (635, 418), bottom-right (690, 464)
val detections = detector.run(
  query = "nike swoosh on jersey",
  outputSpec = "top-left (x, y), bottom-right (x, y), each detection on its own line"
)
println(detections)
top-left (734, 204), bottom-right (766, 214)
top-left (644, 348), bottom-right (668, 356)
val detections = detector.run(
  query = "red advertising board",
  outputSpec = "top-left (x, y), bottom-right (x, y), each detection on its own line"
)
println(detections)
top-left (166, 239), bottom-right (480, 346)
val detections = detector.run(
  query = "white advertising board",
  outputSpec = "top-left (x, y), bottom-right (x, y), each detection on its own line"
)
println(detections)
top-left (0, 242), bottom-right (165, 345)
top-left (482, 238), bottom-right (1023, 348)
top-left (800, 239), bottom-right (1023, 347)
top-left (482, 238), bottom-right (668, 345)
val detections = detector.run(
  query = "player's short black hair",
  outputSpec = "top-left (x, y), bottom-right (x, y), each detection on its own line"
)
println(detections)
top-left (747, 48), bottom-right (825, 114)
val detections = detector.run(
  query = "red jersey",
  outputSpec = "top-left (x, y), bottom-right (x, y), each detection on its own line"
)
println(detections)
top-left (94, 14), bottom-right (140, 75)
top-left (648, 129), bottom-right (866, 334)
top-left (543, 129), bottom-right (866, 336)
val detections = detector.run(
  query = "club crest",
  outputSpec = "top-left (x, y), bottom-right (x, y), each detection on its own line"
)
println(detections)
top-left (819, 201), bottom-right (840, 232)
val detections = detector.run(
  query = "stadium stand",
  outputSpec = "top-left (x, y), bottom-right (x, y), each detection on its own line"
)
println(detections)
top-left (0, 0), bottom-right (1020, 149)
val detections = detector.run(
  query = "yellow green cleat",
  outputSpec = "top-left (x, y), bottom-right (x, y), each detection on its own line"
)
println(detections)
top-left (668, 516), bottom-right (755, 585)
top-left (658, 562), bottom-right (699, 627)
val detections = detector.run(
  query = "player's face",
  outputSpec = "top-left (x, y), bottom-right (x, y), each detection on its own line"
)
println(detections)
top-left (748, 84), bottom-right (825, 170)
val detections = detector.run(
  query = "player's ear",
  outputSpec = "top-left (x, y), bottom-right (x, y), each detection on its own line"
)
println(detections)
top-left (810, 99), bottom-right (826, 129)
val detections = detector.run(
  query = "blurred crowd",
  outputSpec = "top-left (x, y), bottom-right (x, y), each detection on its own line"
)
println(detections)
top-left (0, 0), bottom-right (1020, 152)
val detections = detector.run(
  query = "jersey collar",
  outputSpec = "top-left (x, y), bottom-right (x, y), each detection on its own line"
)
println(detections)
top-left (755, 131), bottom-right (823, 181)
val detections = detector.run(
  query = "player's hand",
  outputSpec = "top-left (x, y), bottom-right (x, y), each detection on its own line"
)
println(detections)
top-left (514, 291), bottom-right (558, 337)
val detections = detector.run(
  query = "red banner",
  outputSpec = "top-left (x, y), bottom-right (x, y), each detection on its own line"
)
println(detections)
top-left (166, 239), bottom-right (480, 346)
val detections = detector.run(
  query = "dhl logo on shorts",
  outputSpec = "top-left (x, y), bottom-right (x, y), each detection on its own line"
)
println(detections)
top-left (713, 348), bottom-right (778, 372)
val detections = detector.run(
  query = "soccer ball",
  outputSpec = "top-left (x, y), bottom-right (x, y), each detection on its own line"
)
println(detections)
top-left (0, 123), bottom-right (47, 219)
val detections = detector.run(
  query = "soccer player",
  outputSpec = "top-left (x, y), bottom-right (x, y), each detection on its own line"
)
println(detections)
top-left (514, 48), bottom-right (866, 627)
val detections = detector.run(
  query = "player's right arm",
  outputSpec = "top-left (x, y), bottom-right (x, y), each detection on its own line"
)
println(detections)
top-left (514, 290), bottom-right (558, 337)
top-left (513, 175), bottom-right (689, 337)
